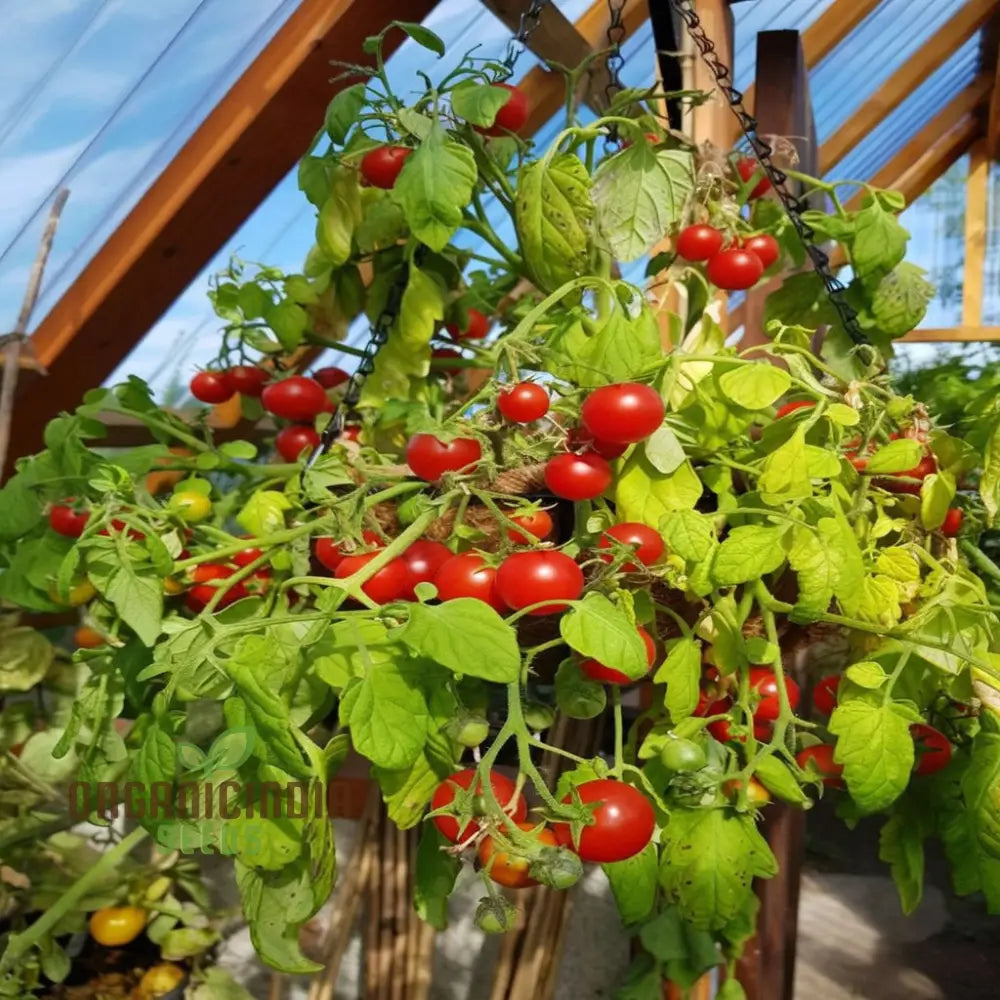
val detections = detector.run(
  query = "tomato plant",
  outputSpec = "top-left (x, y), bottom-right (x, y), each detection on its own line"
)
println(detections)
top-left (4, 23), bottom-right (1000, 998)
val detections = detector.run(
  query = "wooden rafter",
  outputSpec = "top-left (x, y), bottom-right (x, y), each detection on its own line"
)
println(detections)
top-left (962, 140), bottom-right (990, 326)
top-left (743, 0), bottom-right (883, 114)
top-left (988, 28), bottom-right (1000, 156)
top-left (901, 326), bottom-right (1000, 342)
top-left (820, 0), bottom-right (997, 175)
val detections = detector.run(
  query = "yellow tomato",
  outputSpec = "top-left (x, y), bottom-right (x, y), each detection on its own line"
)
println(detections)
top-left (89, 905), bottom-right (146, 946)
top-left (162, 577), bottom-right (185, 595)
top-left (167, 491), bottom-right (212, 523)
top-left (136, 962), bottom-right (185, 997)
top-left (49, 580), bottom-right (97, 607)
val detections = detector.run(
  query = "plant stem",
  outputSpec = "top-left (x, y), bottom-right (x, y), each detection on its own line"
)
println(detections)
top-left (611, 687), bottom-right (625, 778)
top-left (0, 826), bottom-right (149, 973)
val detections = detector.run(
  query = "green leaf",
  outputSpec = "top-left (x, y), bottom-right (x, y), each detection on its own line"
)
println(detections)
top-left (982, 418), bottom-right (1000, 526)
top-left (717, 981), bottom-right (748, 1000)
top-left (316, 167), bottom-right (362, 267)
top-left (939, 801), bottom-right (1000, 912)
top-left (559, 593), bottom-right (647, 680)
top-left (879, 804), bottom-right (927, 914)
top-left (644, 425), bottom-right (686, 475)
top-left (391, 121), bottom-right (477, 251)
top-left (592, 145), bottom-right (694, 261)
top-left (870, 262), bottom-right (934, 337)
top-left (712, 526), bottom-right (787, 586)
top-left (875, 546), bottom-right (920, 582)
top-left (414, 825), bottom-right (460, 929)
top-left (787, 523), bottom-right (837, 619)
top-left (0, 627), bottom-right (54, 692)
top-left (450, 82), bottom-right (511, 127)
top-left (86, 548), bottom-right (163, 647)
top-left (851, 199), bottom-right (908, 287)
top-left (324, 84), bottom-right (366, 144)
top-left (355, 194), bottom-right (408, 254)
top-left (391, 20), bottom-right (445, 55)
top-left (962, 732), bottom-right (1000, 859)
top-left (845, 660), bottom-right (887, 689)
top-left (659, 808), bottom-right (777, 930)
top-left (829, 698), bottom-right (913, 813)
top-left (373, 730), bottom-right (455, 829)
top-left (160, 927), bottom-right (219, 960)
top-left (638, 906), bottom-right (719, 988)
top-left (616, 452), bottom-right (703, 528)
top-left (763, 271), bottom-right (837, 330)
top-left (864, 438), bottom-right (923, 474)
top-left (554, 658), bottom-right (606, 719)
top-left (718, 365), bottom-right (791, 410)
top-left (920, 471), bottom-right (955, 530)
top-left (759, 429), bottom-right (812, 504)
top-left (654, 638), bottom-right (701, 721)
top-left (603, 842), bottom-right (658, 925)
top-left (660, 509), bottom-right (715, 563)
top-left (614, 954), bottom-right (663, 1000)
top-left (266, 298), bottom-right (310, 351)
top-left (236, 491), bottom-right (292, 536)
top-left (754, 755), bottom-right (808, 806)
top-left (399, 599), bottom-right (520, 683)
top-left (515, 153), bottom-right (594, 292)
top-left (191, 968), bottom-right (256, 1000)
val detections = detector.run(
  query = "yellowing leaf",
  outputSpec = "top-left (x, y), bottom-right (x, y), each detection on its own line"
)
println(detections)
top-left (615, 453), bottom-right (703, 528)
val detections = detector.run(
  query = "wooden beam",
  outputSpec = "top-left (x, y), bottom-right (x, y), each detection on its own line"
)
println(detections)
top-left (687, 0), bottom-right (739, 150)
top-left (820, 0), bottom-right (997, 175)
top-left (988, 31), bottom-right (1000, 157)
top-left (743, 0), bottom-right (882, 114)
top-left (11, 0), bottom-right (436, 468)
top-left (901, 326), bottom-right (1000, 342)
top-left (517, 0), bottom-right (649, 135)
top-left (963, 140), bottom-right (990, 325)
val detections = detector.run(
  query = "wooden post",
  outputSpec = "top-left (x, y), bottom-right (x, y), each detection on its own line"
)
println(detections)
top-left (962, 140), bottom-right (990, 328)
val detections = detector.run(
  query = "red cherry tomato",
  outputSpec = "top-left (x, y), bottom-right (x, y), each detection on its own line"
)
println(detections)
top-left (497, 382), bottom-right (550, 423)
top-left (478, 821), bottom-right (557, 888)
top-left (49, 503), bottom-right (89, 538)
top-left (749, 667), bottom-right (800, 721)
top-left (565, 428), bottom-right (628, 460)
top-left (597, 522), bottom-right (665, 570)
top-left (580, 626), bottom-right (656, 685)
top-left (775, 400), bottom-right (815, 419)
top-left (405, 434), bottom-right (482, 481)
top-left (736, 156), bottom-right (771, 198)
top-left (741, 233), bottom-right (780, 269)
top-left (402, 540), bottom-right (452, 597)
top-left (360, 145), bottom-right (412, 189)
top-left (431, 769), bottom-right (527, 843)
top-left (185, 563), bottom-right (248, 612)
top-left (275, 424), bottom-right (320, 462)
top-left (446, 308), bottom-right (490, 340)
top-left (313, 366), bottom-right (349, 389)
top-left (911, 724), bottom-right (952, 776)
top-left (544, 452), bottom-right (612, 501)
top-left (335, 552), bottom-right (413, 605)
top-left (227, 365), bottom-right (269, 397)
top-left (190, 370), bottom-right (234, 404)
top-left (315, 537), bottom-right (344, 572)
top-left (707, 248), bottom-right (764, 290)
top-left (434, 553), bottom-right (506, 612)
top-left (707, 705), bottom-right (771, 744)
top-left (506, 509), bottom-right (554, 544)
top-left (580, 383), bottom-right (664, 444)
top-left (495, 550), bottom-right (583, 616)
top-left (795, 744), bottom-right (844, 787)
top-left (482, 83), bottom-right (530, 135)
top-left (675, 224), bottom-right (724, 262)
top-left (232, 545), bottom-right (264, 568)
top-left (552, 779), bottom-right (655, 863)
top-left (812, 674), bottom-right (840, 716)
top-left (883, 453), bottom-right (937, 495)
top-left (261, 377), bottom-right (328, 422)
top-left (941, 508), bottom-right (963, 537)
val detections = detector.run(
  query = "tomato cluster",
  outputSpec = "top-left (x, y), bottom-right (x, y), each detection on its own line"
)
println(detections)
top-left (676, 223), bottom-right (778, 291)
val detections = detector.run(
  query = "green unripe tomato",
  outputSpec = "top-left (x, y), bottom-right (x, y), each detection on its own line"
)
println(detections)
top-left (660, 738), bottom-right (707, 773)
top-left (528, 847), bottom-right (583, 890)
top-left (168, 490), bottom-right (212, 523)
top-left (448, 714), bottom-right (490, 748)
top-left (522, 701), bottom-right (556, 732)
top-left (475, 896), bottom-right (518, 934)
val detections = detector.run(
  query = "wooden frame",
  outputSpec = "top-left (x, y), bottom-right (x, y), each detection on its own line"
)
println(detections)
top-left (901, 327), bottom-right (1000, 342)
top-left (962, 140), bottom-right (990, 326)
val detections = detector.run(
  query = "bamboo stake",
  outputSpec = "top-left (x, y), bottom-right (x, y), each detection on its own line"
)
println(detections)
top-left (375, 809), bottom-right (395, 1000)
top-left (0, 188), bottom-right (68, 477)
top-left (411, 919), bottom-right (436, 1000)
top-left (267, 974), bottom-right (285, 1000)
top-left (365, 810), bottom-right (383, 998)
top-left (390, 826), bottom-right (408, 1000)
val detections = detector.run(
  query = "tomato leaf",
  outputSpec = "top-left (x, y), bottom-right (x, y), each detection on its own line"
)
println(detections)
top-left (0, 627), bottom-right (53, 692)
top-left (659, 807), bottom-right (777, 930)
top-left (920, 471), bottom-right (955, 530)
top-left (372, 729), bottom-right (455, 829)
top-left (829, 697), bottom-right (913, 813)
top-left (603, 842), bottom-right (658, 925)
top-left (399, 599), bottom-right (520, 683)
top-left (616, 452), bottom-right (703, 528)
top-left (515, 153), bottom-right (594, 293)
top-left (554, 658), bottom-right (606, 719)
top-left (315, 167), bottom-right (362, 267)
top-left (787, 522), bottom-right (839, 619)
top-left (638, 905), bottom-right (719, 989)
top-left (850, 199), bottom-right (909, 288)
top-left (592, 144), bottom-right (694, 261)
top-left (878, 800), bottom-right (928, 915)
top-left (864, 438), bottom-right (923, 474)
top-left (644, 425), bottom-right (686, 475)
top-left (654, 638), bottom-right (701, 721)
top-left (450, 82), bottom-right (511, 127)
top-left (845, 660), bottom-right (887, 689)
top-left (86, 547), bottom-right (163, 647)
top-left (759, 429), bottom-right (812, 504)
top-left (870, 262), bottom-right (933, 336)
top-left (390, 20), bottom-right (445, 55)
top-left (718, 364), bottom-right (790, 410)
top-left (712, 525), bottom-right (787, 586)
top-left (414, 825), bottom-right (461, 930)
top-left (324, 84), bottom-right (366, 144)
top-left (560, 593), bottom-right (647, 679)
top-left (962, 731), bottom-right (1000, 859)
top-left (660, 509), bottom-right (715, 563)
top-left (391, 121), bottom-right (477, 251)
top-left (981, 417), bottom-right (1000, 526)
top-left (237, 491), bottom-right (292, 536)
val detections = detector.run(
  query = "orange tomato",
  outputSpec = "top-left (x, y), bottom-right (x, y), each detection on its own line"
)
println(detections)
top-left (477, 822), bottom-right (557, 889)
top-left (74, 625), bottom-right (105, 648)
top-left (88, 905), bottom-right (146, 946)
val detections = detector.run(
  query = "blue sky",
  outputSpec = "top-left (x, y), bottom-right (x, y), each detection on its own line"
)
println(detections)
top-left (0, 0), bottom-right (977, 394)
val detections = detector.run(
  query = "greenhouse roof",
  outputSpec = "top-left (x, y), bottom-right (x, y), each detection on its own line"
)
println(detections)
top-left (1, 0), bottom-right (996, 435)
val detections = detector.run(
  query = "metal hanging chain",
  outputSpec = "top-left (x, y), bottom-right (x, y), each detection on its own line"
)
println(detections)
top-left (604, 0), bottom-right (628, 111)
top-left (668, 0), bottom-right (870, 349)
top-left (501, 0), bottom-right (554, 78)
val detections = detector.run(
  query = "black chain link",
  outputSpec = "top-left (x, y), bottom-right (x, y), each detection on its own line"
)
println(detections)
top-left (668, 0), bottom-right (870, 349)
top-left (604, 0), bottom-right (628, 110)
top-left (501, 0), bottom-right (553, 78)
